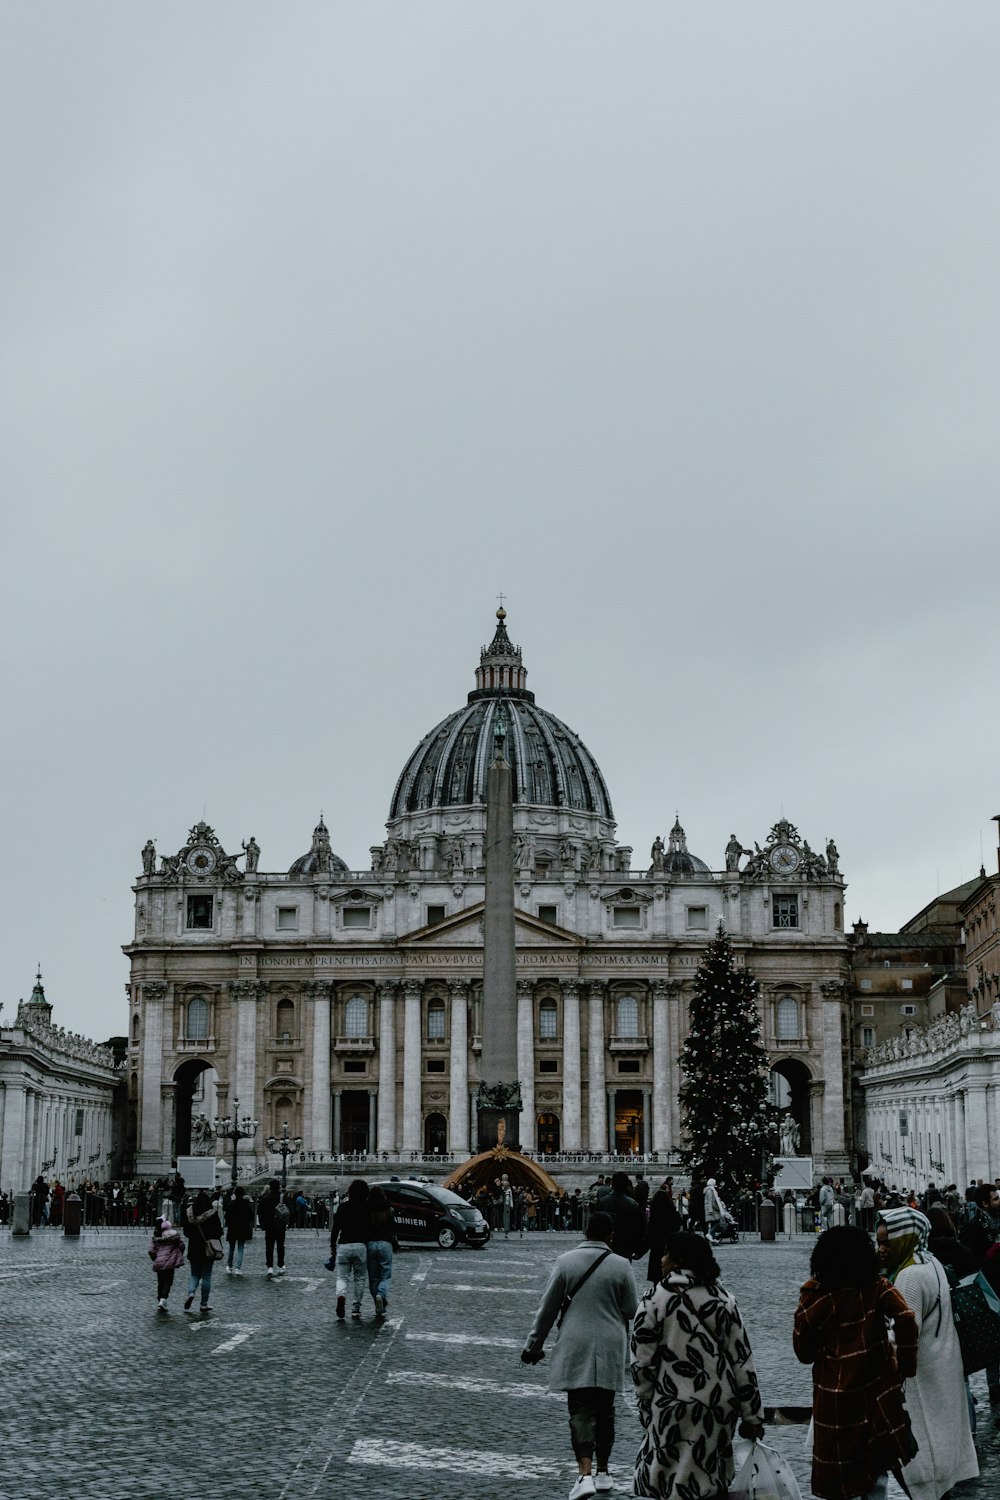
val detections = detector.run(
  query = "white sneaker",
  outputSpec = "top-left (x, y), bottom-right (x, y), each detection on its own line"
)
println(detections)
top-left (267, 1268), bottom-right (274, 1278)
top-left (595, 1472), bottom-right (614, 1493)
top-left (233, 1269), bottom-right (243, 1277)
top-left (569, 1478), bottom-right (596, 1500)
top-left (157, 1298), bottom-right (169, 1311)
top-left (225, 1266), bottom-right (233, 1275)
top-left (276, 1267), bottom-right (286, 1276)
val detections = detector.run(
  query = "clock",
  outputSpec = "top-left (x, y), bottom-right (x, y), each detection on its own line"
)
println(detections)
top-left (185, 846), bottom-right (217, 876)
top-left (769, 845), bottom-right (800, 875)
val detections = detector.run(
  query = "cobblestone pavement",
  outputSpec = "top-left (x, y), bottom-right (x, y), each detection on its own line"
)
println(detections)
top-left (1, 1227), bottom-right (998, 1500)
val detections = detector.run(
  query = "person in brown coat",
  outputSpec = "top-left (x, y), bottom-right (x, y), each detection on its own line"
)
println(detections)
top-left (794, 1225), bottom-right (918, 1500)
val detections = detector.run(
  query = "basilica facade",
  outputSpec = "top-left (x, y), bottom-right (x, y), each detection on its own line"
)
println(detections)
top-left (124, 612), bottom-right (853, 1181)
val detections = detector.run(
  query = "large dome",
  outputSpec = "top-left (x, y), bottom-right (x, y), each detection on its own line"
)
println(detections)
top-left (389, 612), bottom-right (614, 822)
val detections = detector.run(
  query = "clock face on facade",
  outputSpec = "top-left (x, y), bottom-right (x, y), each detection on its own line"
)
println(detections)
top-left (769, 844), bottom-right (800, 874)
top-left (185, 846), bottom-right (217, 876)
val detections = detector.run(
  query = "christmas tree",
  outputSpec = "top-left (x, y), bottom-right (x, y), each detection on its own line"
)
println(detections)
top-left (678, 924), bottom-right (775, 1190)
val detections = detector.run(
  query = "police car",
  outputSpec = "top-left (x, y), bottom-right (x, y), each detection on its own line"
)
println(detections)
top-left (373, 1179), bottom-right (491, 1249)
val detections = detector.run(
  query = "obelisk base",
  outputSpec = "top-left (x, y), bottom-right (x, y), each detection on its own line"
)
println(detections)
top-left (476, 1081), bottom-right (522, 1153)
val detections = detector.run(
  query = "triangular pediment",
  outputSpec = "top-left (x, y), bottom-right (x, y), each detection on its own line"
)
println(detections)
top-left (401, 902), bottom-right (583, 948)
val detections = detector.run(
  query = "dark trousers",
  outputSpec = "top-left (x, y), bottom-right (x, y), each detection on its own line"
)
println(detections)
top-left (156, 1269), bottom-right (175, 1299)
top-left (265, 1227), bottom-right (286, 1268)
top-left (567, 1387), bottom-right (616, 1468)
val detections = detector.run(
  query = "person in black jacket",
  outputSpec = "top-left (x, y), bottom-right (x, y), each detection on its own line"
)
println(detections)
top-left (331, 1178), bottom-right (370, 1320)
top-left (224, 1185), bottom-right (255, 1276)
top-left (257, 1178), bottom-right (289, 1277)
top-left (959, 1182), bottom-right (1000, 1402)
top-left (644, 1179), bottom-right (681, 1283)
top-left (600, 1173), bottom-right (646, 1262)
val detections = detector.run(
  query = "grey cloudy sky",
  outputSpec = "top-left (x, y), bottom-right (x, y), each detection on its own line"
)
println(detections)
top-left (3, 4), bottom-right (999, 1041)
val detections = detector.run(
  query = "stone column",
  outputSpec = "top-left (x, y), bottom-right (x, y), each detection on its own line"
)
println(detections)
top-left (952, 1092), bottom-right (967, 1188)
top-left (332, 1088), bottom-right (342, 1155)
top-left (376, 983), bottom-right (397, 1154)
top-left (561, 980), bottom-right (582, 1151)
top-left (402, 979), bottom-right (423, 1152)
top-left (138, 982), bottom-right (167, 1169)
top-left (651, 980), bottom-right (671, 1154)
top-left (819, 987), bottom-right (845, 1168)
top-left (469, 1087), bottom-right (478, 1155)
top-left (965, 1086), bottom-right (990, 1180)
top-left (1, 1085), bottom-right (25, 1190)
top-left (516, 980), bottom-right (536, 1152)
top-left (587, 982), bottom-right (606, 1153)
top-left (231, 980), bottom-right (261, 1120)
top-left (607, 1087), bottom-right (617, 1153)
top-left (642, 1088), bottom-right (652, 1154)
top-left (309, 982), bottom-right (331, 1154)
top-left (449, 980), bottom-right (469, 1153)
top-left (368, 1089), bottom-right (377, 1154)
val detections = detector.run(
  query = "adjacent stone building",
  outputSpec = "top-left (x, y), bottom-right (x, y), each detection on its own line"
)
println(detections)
top-left (0, 972), bottom-right (118, 1193)
top-left (124, 612), bottom-right (853, 1181)
top-left (857, 861), bottom-right (1000, 1186)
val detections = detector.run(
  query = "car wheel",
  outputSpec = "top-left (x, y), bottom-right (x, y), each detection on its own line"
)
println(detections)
top-left (436, 1225), bottom-right (458, 1250)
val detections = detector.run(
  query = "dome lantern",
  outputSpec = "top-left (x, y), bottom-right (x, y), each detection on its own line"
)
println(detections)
top-left (470, 608), bottom-right (532, 702)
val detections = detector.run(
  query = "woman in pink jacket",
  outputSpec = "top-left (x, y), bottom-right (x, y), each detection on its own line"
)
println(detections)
top-left (149, 1216), bottom-right (186, 1312)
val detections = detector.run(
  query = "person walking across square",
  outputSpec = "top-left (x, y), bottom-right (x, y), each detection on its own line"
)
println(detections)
top-left (331, 1178), bottom-right (370, 1320)
top-left (520, 1211), bottom-right (638, 1499)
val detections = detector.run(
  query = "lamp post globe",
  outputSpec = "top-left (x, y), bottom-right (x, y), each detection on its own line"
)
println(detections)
top-left (266, 1121), bottom-right (303, 1195)
top-left (213, 1097), bottom-right (259, 1189)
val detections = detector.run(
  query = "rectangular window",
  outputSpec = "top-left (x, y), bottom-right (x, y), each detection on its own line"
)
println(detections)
top-left (186, 894), bottom-right (213, 930)
top-left (539, 1058), bottom-right (559, 1074)
top-left (75, 1109), bottom-right (84, 1136)
top-left (772, 895), bottom-right (799, 929)
top-left (861, 1026), bottom-right (876, 1047)
top-left (276, 907), bottom-right (298, 930)
top-left (612, 906), bottom-right (641, 928)
top-left (860, 979), bottom-right (872, 991)
top-left (343, 1059), bottom-right (366, 1075)
top-left (686, 906), bottom-right (708, 931)
top-left (537, 905), bottom-right (558, 926)
top-left (426, 1058), bottom-right (446, 1074)
top-left (617, 1059), bottom-right (641, 1074)
top-left (899, 1110), bottom-right (908, 1137)
top-left (860, 1003), bottom-right (874, 1016)
top-left (901, 978), bottom-right (913, 990)
top-left (901, 1004), bottom-right (917, 1017)
top-left (342, 906), bottom-right (371, 928)
top-left (426, 905), bottom-right (446, 926)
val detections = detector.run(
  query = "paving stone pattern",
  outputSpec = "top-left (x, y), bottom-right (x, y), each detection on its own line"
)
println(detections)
top-left (1, 1227), bottom-right (997, 1500)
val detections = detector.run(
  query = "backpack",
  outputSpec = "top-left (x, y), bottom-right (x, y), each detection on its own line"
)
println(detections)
top-left (274, 1201), bottom-right (291, 1227)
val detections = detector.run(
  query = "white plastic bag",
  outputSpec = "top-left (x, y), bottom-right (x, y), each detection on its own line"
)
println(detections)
top-left (730, 1439), bottom-right (803, 1500)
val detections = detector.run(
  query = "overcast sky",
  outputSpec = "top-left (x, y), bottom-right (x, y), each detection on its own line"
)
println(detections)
top-left (3, 4), bottom-right (999, 1041)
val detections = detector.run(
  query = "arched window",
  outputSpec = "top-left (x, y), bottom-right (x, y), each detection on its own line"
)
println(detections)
top-left (538, 999), bottom-right (558, 1041)
top-left (131, 1013), bottom-right (139, 1042)
top-left (187, 995), bottom-right (209, 1041)
top-left (424, 1112), bottom-right (447, 1153)
top-left (776, 995), bottom-right (799, 1041)
top-left (344, 995), bottom-right (368, 1039)
top-left (615, 995), bottom-right (639, 1038)
top-left (276, 998), bottom-right (295, 1042)
top-left (537, 1113), bottom-right (560, 1153)
top-left (427, 998), bottom-right (446, 1041)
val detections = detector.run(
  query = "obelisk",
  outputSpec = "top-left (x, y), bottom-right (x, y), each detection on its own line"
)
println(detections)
top-left (477, 704), bottom-right (522, 1150)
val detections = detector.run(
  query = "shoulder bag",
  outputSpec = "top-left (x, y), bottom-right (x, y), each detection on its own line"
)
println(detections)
top-left (557, 1248), bottom-right (612, 1328)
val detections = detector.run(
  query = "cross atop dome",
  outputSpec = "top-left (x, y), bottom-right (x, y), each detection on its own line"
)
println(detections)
top-left (472, 607), bottom-right (532, 700)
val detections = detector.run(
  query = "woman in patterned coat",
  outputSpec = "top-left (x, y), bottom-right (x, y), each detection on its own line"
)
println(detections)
top-left (631, 1231), bottom-right (764, 1499)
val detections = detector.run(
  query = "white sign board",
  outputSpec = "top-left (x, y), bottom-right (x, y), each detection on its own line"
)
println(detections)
top-left (773, 1157), bottom-right (814, 1192)
top-left (176, 1155), bottom-right (218, 1190)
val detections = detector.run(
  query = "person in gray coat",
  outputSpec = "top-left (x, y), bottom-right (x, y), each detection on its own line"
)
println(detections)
top-left (521, 1211), bottom-right (639, 1500)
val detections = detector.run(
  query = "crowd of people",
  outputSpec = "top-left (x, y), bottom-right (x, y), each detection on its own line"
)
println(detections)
top-left (521, 1170), bottom-right (1000, 1500)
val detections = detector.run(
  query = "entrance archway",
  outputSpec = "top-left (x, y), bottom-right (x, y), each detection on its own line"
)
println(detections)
top-left (172, 1059), bottom-right (219, 1157)
top-left (537, 1113), bottom-right (560, 1154)
top-left (424, 1112), bottom-right (447, 1154)
top-left (614, 1090), bottom-right (644, 1155)
top-left (769, 1059), bottom-right (812, 1153)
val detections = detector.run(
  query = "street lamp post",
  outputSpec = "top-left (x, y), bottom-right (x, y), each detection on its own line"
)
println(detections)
top-left (213, 1097), bottom-right (260, 1189)
top-left (266, 1121), bottom-right (303, 1194)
